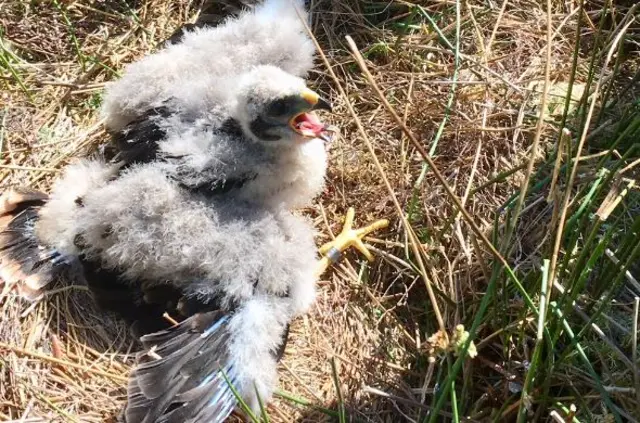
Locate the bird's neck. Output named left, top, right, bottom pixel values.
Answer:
left=237, top=139, right=327, bottom=210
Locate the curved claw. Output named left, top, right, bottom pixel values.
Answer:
left=319, top=207, right=389, bottom=262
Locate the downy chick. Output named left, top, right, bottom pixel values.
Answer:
left=0, top=1, right=386, bottom=421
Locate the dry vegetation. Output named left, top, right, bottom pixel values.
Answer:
left=1, top=0, right=639, bottom=422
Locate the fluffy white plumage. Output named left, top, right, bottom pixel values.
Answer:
left=39, top=160, right=318, bottom=312
left=102, top=0, right=314, bottom=132
left=0, top=0, right=332, bottom=420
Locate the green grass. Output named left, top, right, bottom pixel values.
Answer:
left=0, top=31, right=33, bottom=102
left=422, top=3, right=640, bottom=421
left=335, top=1, right=639, bottom=420
left=52, top=0, right=86, bottom=71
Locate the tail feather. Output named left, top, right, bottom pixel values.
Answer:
left=124, top=312, right=239, bottom=423
left=0, top=188, right=70, bottom=299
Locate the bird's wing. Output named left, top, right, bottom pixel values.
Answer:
left=77, top=255, right=187, bottom=336
left=125, top=295, right=292, bottom=423
left=105, top=106, right=173, bottom=168
left=0, top=189, right=72, bottom=299
left=105, top=109, right=258, bottom=197
left=125, top=311, right=239, bottom=423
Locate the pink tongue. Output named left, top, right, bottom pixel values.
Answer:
left=297, top=113, right=325, bottom=135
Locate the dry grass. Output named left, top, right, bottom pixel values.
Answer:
left=1, top=0, right=639, bottom=422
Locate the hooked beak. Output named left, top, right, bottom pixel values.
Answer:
left=300, top=88, right=333, bottom=112
left=312, top=96, right=333, bottom=112
left=290, top=88, right=335, bottom=141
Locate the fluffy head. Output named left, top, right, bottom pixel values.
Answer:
left=232, top=65, right=332, bottom=146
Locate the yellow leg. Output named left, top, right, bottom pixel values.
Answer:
left=314, top=207, right=388, bottom=277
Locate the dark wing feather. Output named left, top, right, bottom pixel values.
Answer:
left=0, top=188, right=71, bottom=299
left=181, top=173, right=257, bottom=198
left=124, top=312, right=239, bottom=423
left=79, top=256, right=180, bottom=337
left=106, top=110, right=257, bottom=198
left=106, top=106, right=173, bottom=168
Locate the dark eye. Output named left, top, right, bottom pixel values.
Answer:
left=267, top=99, right=288, bottom=116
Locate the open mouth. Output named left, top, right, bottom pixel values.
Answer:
left=290, top=112, right=329, bottom=139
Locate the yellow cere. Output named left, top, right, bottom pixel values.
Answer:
left=300, top=88, right=319, bottom=105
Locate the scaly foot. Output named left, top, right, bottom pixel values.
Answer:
left=319, top=207, right=389, bottom=263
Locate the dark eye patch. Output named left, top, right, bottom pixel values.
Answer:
left=267, top=98, right=289, bottom=116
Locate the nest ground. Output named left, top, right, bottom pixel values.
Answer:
left=1, top=0, right=639, bottom=422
